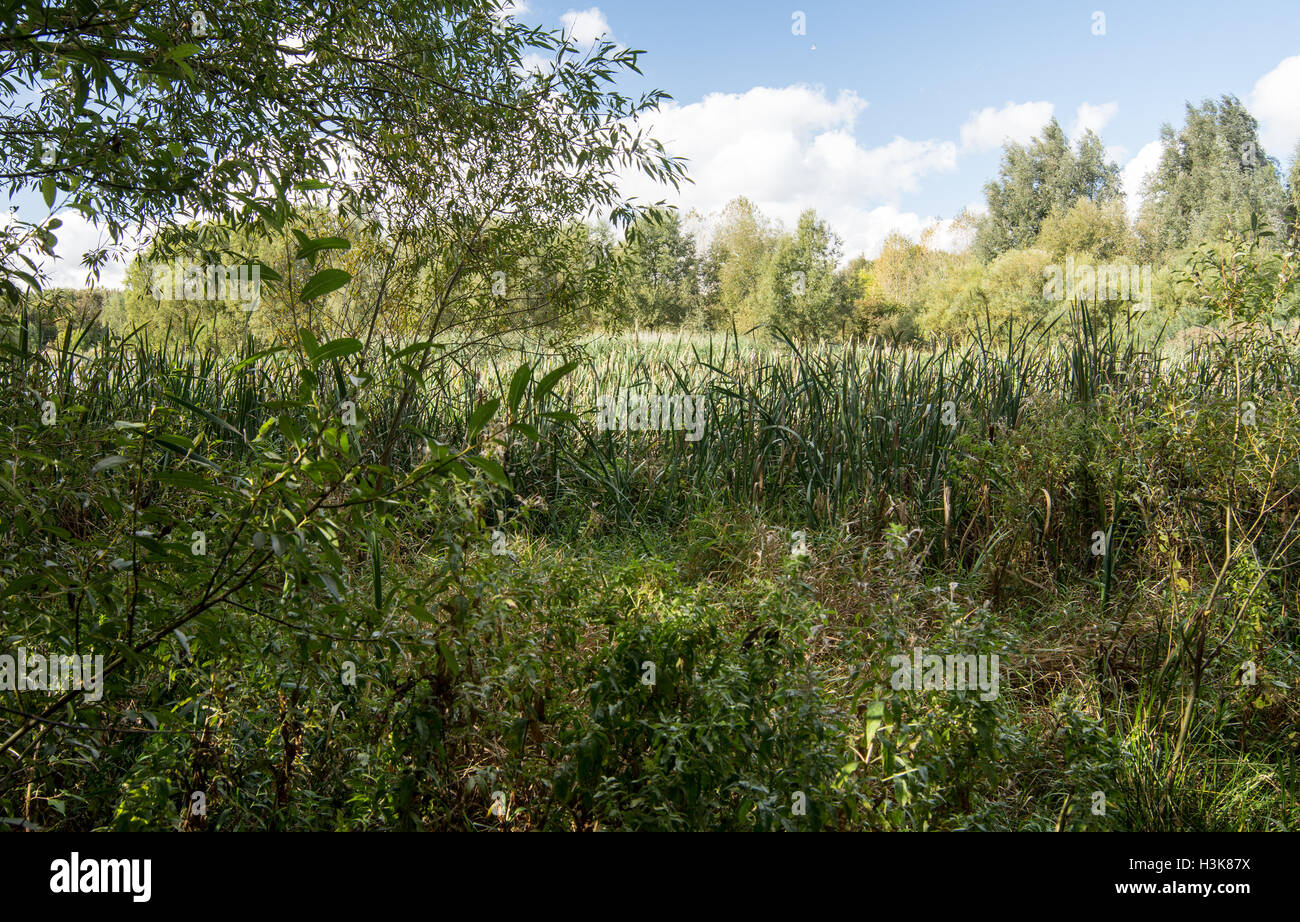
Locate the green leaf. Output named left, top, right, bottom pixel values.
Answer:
left=465, top=455, right=510, bottom=488
left=164, top=391, right=246, bottom=442
left=369, top=530, right=384, bottom=614
left=0, top=574, right=46, bottom=602
left=392, top=340, right=444, bottom=361
left=410, top=602, right=438, bottom=624
left=314, top=337, right=363, bottom=364
left=146, top=432, right=206, bottom=462
left=153, top=470, right=214, bottom=492
left=535, top=360, right=579, bottom=402
left=299, top=328, right=320, bottom=360
left=299, top=268, right=351, bottom=302
left=235, top=194, right=283, bottom=231
left=252, top=260, right=283, bottom=283
left=466, top=398, right=500, bottom=441
left=507, top=364, right=531, bottom=415
left=232, top=345, right=288, bottom=374
left=508, top=422, right=541, bottom=442
left=294, top=236, right=352, bottom=263
left=72, top=68, right=89, bottom=113
left=91, top=455, right=130, bottom=474
left=319, top=572, right=343, bottom=602
left=278, top=415, right=303, bottom=446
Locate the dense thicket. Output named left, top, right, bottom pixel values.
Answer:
left=3, top=1, right=1299, bottom=833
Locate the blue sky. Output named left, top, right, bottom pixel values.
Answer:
left=526, top=0, right=1300, bottom=258
left=17, top=0, right=1300, bottom=284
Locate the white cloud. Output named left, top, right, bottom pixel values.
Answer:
left=519, top=51, right=553, bottom=73
left=618, top=84, right=960, bottom=260
left=1249, top=55, right=1300, bottom=160
left=1121, top=140, right=1164, bottom=221
left=1071, top=101, right=1118, bottom=139
left=561, top=7, right=613, bottom=45
left=960, top=101, right=1054, bottom=152
left=830, top=206, right=972, bottom=258
left=4, top=210, right=135, bottom=290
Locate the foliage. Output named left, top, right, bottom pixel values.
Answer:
left=975, top=119, right=1122, bottom=261
left=1, top=0, right=685, bottom=303
left=1136, top=96, right=1287, bottom=261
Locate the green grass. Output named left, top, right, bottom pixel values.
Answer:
left=2, top=301, right=1297, bottom=830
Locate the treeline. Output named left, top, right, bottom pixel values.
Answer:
left=616, top=96, right=1300, bottom=340
left=38, top=215, right=618, bottom=350
left=39, top=95, right=1300, bottom=347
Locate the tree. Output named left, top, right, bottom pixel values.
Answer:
left=763, top=210, right=843, bottom=339
left=1285, top=142, right=1300, bottom=240
left=1, top=0, right=685, bottom=311
left=1288, top=143, right=1300, bottom=194
left=872, top=232, right=930, bottom=309
left=620, top=210, right=700, bottom=329
left=690, top=227, right=726, bottom=331
left=1034, top=198, right=1136, bottom=261
left=974, top=118, right=1121, bottom=260
left=0, top=0, right=688, bottom=775
left=707, top=197, right=777, bottom=331
left=114, top=210, right=368, bottom=350
left=1136, top=96, right=1286, bottom=261
left=839, top=255, right=877, bottom=331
